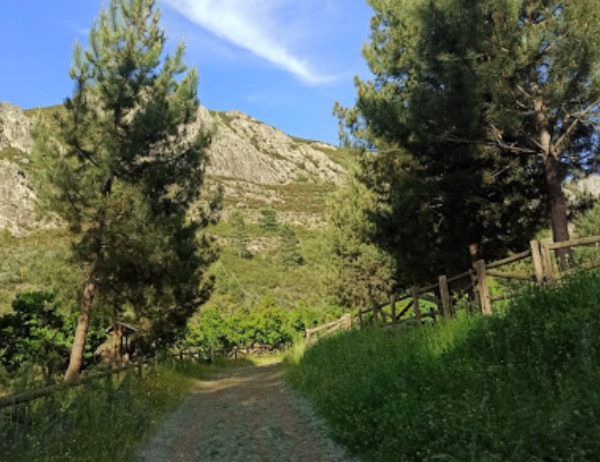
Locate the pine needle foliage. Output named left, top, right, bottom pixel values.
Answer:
left=32, top=0, right=217, bottom=379
left=337, top=0, right=600, bottom=284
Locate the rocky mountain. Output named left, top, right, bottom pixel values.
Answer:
left=0, top=102, right=346, bottom=235
left=0, top=104, right=38, bottom=235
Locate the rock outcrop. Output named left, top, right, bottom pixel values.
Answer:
left=0, top=103, right=346, bottom=234
left=573, top=175, right=600, bottom=197
left=0, top=103, right=37, bottom=236
left=0, top=103, right=33, bottom=153
left=0, top=159, right=37, bottom=235
left=196, top=107, right=344, bottom=185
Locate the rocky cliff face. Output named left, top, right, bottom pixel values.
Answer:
left=197, top=107, right=343, bottom=185
left=0, top=103, right=37, bottom=235
left=0, top=159, right=37, bottom=235
left=0, top=102, right=345, bottom=235
left=0, top=103, right=32, bottom=153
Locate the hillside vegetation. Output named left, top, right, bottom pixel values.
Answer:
left=287, top=270, right=600, bottom=461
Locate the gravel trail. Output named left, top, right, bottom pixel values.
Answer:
left=135, top=362, right=355, bottom=462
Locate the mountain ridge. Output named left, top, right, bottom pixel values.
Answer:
left=0, top=102, right=346, bottom=235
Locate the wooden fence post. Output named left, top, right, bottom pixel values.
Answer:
left=342, top=314, right=352, bottom=330
left=390, top=293, right=397, bottom=325
left=438, top=275, right=452, bottom=319
left=411, top=286, right=422, bottom=325
left=530, top=240, right=544, bottom=283
left=357, top=308, right=364, bottom=329
left=540, top=238, right=554, bottom=283
left=475, top=259, right=492, bottom=316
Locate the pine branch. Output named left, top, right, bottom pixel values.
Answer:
left=555, top=99, right=600, bottom=153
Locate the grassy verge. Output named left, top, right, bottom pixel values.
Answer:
left=287, top=270, right=600, bottom=461
left=0, top=360, right=207, bottom=462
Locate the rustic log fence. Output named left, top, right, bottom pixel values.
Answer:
left=305, top=314, right=352, bottom=345
left=169, top=344, right=281, bottom=362
left=349, top=234, right=600, bottom=329
left=0, top=359, right=155, bottom=411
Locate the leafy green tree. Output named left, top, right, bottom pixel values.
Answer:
left=278, top=224, right=303, bottom=267
left=0, top=292, right=105, bottom=383
left=0, top=293, right=70, bottom=382
left=337, top=0, right=600, bottom=280
left=258, top=207, right=279, bottom=232
left=325, top=163, right=395, bottom=312
left=32, top=0, right=216, bottom=380
left=229, top=211, right=251, bottom=258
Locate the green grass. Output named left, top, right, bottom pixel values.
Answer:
left=287, top=270, right=600, bottom=461
left=23, top=104, right=65, bottom=120
left=207, top=229, right=329, bottom=309
left=0, top=359, right=210, bottom=461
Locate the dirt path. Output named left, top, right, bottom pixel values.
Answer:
left=135, top=362, right=355, bottom=462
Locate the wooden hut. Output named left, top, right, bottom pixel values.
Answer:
left=105, top=322, right=138, bottom=363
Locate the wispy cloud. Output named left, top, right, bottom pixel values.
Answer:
left=162, top=0, right=336, bottom=85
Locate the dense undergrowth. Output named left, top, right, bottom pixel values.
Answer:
left=0, top=359, right=209, bottom=462
left=287, top=270, right=600, bottom=461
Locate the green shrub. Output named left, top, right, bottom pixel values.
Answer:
left=287, top=271, right=600, bottom=461
left=0, top=292, right=106, bottom=386
left=182, top=298, right=344, bottom=352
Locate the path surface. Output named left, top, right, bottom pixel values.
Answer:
left=135, top=362, right=355, bottom=462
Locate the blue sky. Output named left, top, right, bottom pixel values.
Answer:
left=0, top=0, right=374, bottom=145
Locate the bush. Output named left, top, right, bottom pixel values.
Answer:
left=0, top=292, right=106, bottom=386
left=181, top=298, right=344, bottom=352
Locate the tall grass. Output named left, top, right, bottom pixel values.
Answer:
left=0, top=360, right=205, bottom=462
left=287, top=271, right=600, bottom=461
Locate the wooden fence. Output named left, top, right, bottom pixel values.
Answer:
left=305, top=314, right=352, bottom=345
left=169, top=344, right=280, bottom=361
left=0, top=359, right=154, bottom=410
left=354, top=235, right=600, bottom=327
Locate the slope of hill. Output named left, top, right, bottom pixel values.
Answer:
left=0, top=102, right=347, bottom=313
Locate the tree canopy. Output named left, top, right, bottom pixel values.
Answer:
left=325, top=161, right=395, bottom=310
left=337, top=0, right=600, bottom=285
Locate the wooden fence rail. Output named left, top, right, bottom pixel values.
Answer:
left=0, top=360, right=153, bottom=410
left=330, top=234, right=600, bottom=332
left=306, top=314, right=352, bottom=344
left=169, top=344, right=280, bottom=361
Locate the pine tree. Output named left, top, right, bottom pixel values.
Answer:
left=258, top=207, right=278, bottom=233
left=478, top=1, right=600, bottom=268
left=325, top=162, right=395, bottom=313
left=278, top=224, right=303, bottom=267
left=229, top=211, right=251, bottom=259
left=32, top=0, right=216, bottom=381
left=337, top=0, right=600, bottom=281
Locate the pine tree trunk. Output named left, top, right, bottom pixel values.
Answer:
left=544, top=154, right=573, bottom=270
left=64, top=279, right=95, bottom=382
left=535, top=98, right=573, bottom=271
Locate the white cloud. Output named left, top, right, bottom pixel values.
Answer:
left=162, top=0, right=335, bottom=84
